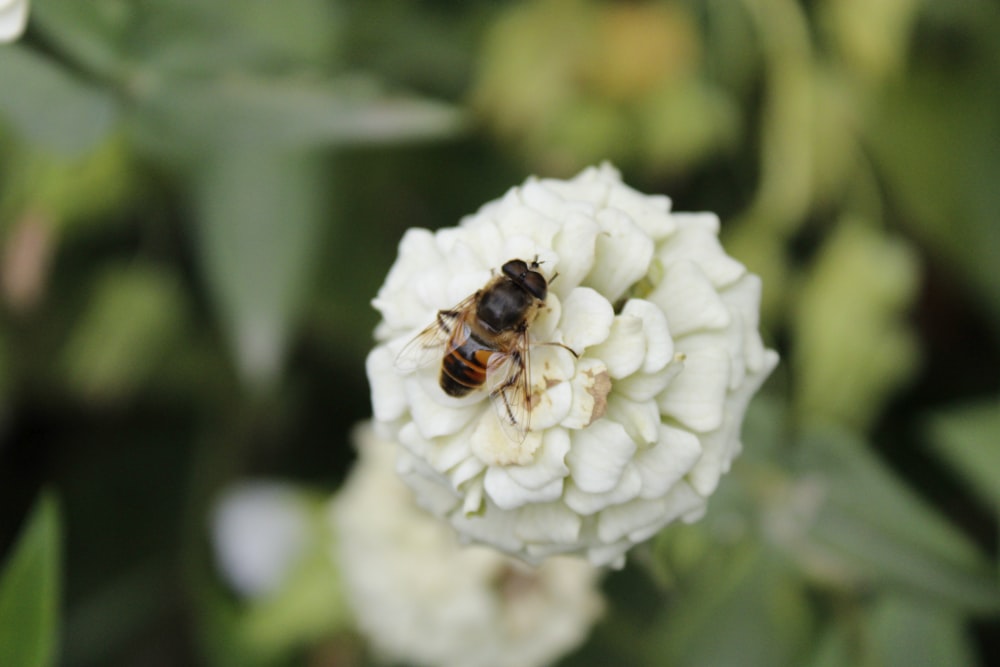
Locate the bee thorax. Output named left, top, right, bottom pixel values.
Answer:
left=476, top=282, right=535, bottom=332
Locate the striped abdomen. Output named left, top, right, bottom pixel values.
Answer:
left=440, top=334, right=496, bottom=397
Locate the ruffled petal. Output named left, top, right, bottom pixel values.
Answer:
left=565, top=420, right=636, bottom=494
left=559, top=287, right=615, bottom=352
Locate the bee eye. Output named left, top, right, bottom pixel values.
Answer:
left=522, top=271, right=547, bottom=300
left=502, top=260, right=529, bottom=280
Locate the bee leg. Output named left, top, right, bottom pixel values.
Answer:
left=539, top=341, right=579, bottom=358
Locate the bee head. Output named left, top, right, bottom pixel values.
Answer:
left=502, top=259, right=547, bottom=300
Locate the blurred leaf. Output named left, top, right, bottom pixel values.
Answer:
left=134, top=76, right=465, bottom=160
left=195, top=145, right=325, bottom=389
left=647, top=544, right=813, bottom=667
left=63, top=562, right=168, bottom=667
left=198, top=491, right=349, bottom=667
left=638, top=77, right=740, bottom=172
left=61, top=264, right=187, bottom=401
left=796, top=428, right=1000, bottom=613
left=239, top=527, right=349, bottom=658
left=0, top=46, right=118, bottom=156
left=0, top=492, right=61, bottom=667
left=928, top=398, right=1000, bottom=508
left=819, top=0, right=919, bottom=83
left=35, top=0, right=342, bottom=79
left=803, top=622, right=853, bottom=667
left=866, top=594, right=978, bottom=667
left=741, top=0, right=815, bottom=232
left=869, top=47, right=1000, bottom=333
left=130, top=0, right=341, bottom=76
left=30, top=0, right=131, bottom=78
left=791, top=222, right=921, bottom=430
left=2, top=134, right=134, bottom=229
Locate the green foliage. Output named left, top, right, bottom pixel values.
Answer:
left=194, top=147, right=325, bottom=389
left=794, top=427, right=999, bottom=614
left=792, top=223, right=921, bottom=429
left=60, top=264, right=187, bottom=401
left=195, top=493, right=350, bottom=667
left=866, top=594, right=978, bottom=667
left=928, top=398, right=1000, bottom=508
left=1, top=0, right=998, bottom=665
left=0, top=492, right=62, bottom=667
left=0, top=45, right=117, bottom=156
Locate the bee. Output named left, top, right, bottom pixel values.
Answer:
left=395, top=258, right=559, bottom=443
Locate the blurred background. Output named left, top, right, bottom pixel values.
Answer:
left=1, top=0, right=998, bottom=665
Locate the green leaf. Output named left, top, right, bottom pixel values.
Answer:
left=29, top=0, right=131, bottom=79
left=803, top=623, right=854, bottom=667
left=0, top=46, right=118, bottom=156
left=869, top=52, right=1000, bottom=333
left=134, top=76, right=465, bottom=160
left=795, top=428, right=1000, bottom=613
left=646, top=544, right=813, bottom=667
left=791, top=222, right=921, bottom=430
left=194, top=145, right=326, bottom=389
left=865, top=594, right=978, bottom=667
left=0, top=492, right=62, bottom=667
left=927, top=397, right=1000, bottom=508
left=127, top=0, right=342, bottom=76
left=60, top=265, right=188, bottom=402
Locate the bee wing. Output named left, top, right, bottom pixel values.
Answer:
left=486, top=330, right=531, bottom=443
left=394, top=296, right=476, bottom=372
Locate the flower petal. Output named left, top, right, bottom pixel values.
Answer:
left=656, top=338, right=730, bottom=432
left=621, top=298, right=674, bottom=374
left=585, top=209, right=655, bottom=303
left=514, top=502, right=583, bottom=544
left=597, top=496, right=669, bottom=544
left=406, top=380, right=482, bottom=439
left=366, top=346, right=408, bottom=422
left=565, top=420, right=636, bottom=494
left=649, top=260, right=731, bottom=337
left=687, top=349, right=779, bottom=495
left=613, top=359, right=682, bottom=402
left=471, top=416, right=542, bottom=466
left=562, top=358, right=612, bottom=430
left=564, top=465, right=642, bottom=515
left=528, top=375, right=573, bottom=430
left=484, top=466, right=564, bottom=510
left=605, top=395, right=661, bottom=446
left=634, top=423, right=702, bottom=498
left=606, top=182, right=675, bottom=241
left=657, top=213, right=746, bottom=288
left=504, top=427, right=572, bottom=490
left=587, top=313, right=646, bottom=379
left=552, top=212, right=600, bottom=291
left=559, top=287, right=614, bottom=352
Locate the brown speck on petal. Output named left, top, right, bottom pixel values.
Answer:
left=584, top=369, right=612, bottom=425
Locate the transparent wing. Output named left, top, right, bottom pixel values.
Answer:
left=394, top=296, right=475, bottom=372
left=486, top=330, right=532, bottom=443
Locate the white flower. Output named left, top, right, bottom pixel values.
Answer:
left=210, top=482, right=312, bottom=599
left=367, top=163, right=778, bottom=567
left=332, top=424, right=603, bottom=667
left=0, top=0, right=29, bottom=42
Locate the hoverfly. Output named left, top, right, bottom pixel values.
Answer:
left=395, top=258, right=560, bottom=443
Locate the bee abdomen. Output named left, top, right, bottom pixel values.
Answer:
left=440, top=343, right=490, bottom=396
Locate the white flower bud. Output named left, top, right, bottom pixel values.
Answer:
left=210, top=482, right=311, bottom=599
left=332, top=424, right=603, bottom=667
left=367, top=164, right=778, bottom=567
